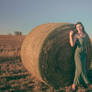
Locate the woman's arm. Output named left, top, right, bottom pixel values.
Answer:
left=69, top=30, right=77, bottom=47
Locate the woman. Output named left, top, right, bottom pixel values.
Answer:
left=69, top=22, right=90, bottom=91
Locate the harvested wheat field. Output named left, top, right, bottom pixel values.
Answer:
left=0, top=27, right=92, bottom=92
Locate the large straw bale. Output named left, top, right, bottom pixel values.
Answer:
left=21, top=23, right=92, bottom=88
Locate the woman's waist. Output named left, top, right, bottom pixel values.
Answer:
left=75, top=47, right=86, bottom=53
left=75, top=48, right=86, bottom=57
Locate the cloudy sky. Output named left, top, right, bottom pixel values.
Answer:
left=0, top=0, right=92, bottom=37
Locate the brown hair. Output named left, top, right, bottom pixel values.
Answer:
left=72, top=22, right=87, bottom=37
left=75, top=21, right=86, bottom=34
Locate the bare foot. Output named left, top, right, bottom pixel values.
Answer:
left=72, top=84, right=76, bottom=91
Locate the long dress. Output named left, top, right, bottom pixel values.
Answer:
left=73, top=36, right=90, bottom=87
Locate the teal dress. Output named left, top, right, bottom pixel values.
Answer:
left=73, top=36, right=90, bottom=87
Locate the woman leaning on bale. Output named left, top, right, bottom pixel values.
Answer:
left=69, top=22, right=91, bottom=91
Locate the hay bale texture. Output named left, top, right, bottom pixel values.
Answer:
left=21, top=23, right=92, bottom=88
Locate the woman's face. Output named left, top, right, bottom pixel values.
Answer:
left=76, top=24, right=83, bottom=33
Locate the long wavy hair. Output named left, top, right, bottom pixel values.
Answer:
left=72, top=22, right=87, bottom=37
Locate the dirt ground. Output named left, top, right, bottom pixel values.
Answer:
left=0, top=35, right=92, bottom=92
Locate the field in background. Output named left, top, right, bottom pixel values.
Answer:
left=0, top=35, right=92, bottom=92
left=0, top=35, right=50, bottom=92
left=0, top=35, right=25, bottom=57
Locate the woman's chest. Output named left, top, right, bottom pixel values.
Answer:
left=77, top=37, right=86, bottom=47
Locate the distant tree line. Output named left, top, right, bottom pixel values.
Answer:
left=8, top=31, right=23, bottom=35
left=14, top=31, right=22, bottom=35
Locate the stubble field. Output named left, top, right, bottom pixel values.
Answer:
left=0, top=35, right=92, bottom=92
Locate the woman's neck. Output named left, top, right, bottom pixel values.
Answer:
left=78, top=32, right=86, bottom=38
left=78, top=30, right=83, bottom=34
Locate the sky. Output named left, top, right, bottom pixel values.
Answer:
left=0, top=0, right=92, bottom=37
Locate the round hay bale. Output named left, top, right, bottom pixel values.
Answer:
left=20, top=23, right=92, bottom=89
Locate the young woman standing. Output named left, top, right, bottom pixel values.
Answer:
left=69, top=22, right=90, bottom=91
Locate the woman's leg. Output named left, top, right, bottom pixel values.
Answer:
left=81, top=72, right=90, bottom=88
left=72, top=69, right=80, bottom=90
